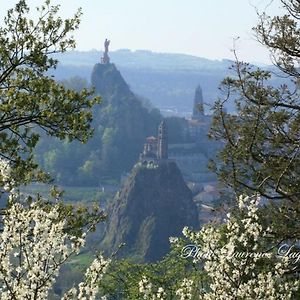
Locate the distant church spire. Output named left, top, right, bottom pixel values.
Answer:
left=157, top=120, right=168, bottom=159
left=192, top=85, right=204, bottom=120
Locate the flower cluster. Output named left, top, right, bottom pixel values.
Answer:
left=139, top=276, right=153, bottom=299
left=0, top=193, right=109, bottom=299
left=62, top=255, right=110, bottom=300
left=139, top=276, right=166, bottom=300
left=181, top=195, right=299, bottom=299
left=0, top=141, right=110, bottom=299
left=142, top=195, right=299, bottom=299
left=175, top=278, right=194, bottom=300
left=0, top=199, right=76, bottom=298
left=0, top=158, right=14, bottom=192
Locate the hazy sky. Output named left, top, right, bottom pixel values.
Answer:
left=1, top=0, right=283, bottom=64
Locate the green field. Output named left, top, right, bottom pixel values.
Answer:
left=20, top=184, right=117, bottom=206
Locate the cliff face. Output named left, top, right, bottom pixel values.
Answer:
left=101, top=160, right=199, bottom=262
left=91, top=63, right=132, bottom=101
left=89, top=63, right=162, bottom=180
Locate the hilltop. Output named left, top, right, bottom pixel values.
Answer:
left=100, top=160, right=200, bottom=262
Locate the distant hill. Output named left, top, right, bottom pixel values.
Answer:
left=52, top=49, right=233, bottom=70
left=49, top=50, right=235, bottom=113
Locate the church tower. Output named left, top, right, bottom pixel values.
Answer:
left=192, top=85, right=204, bottom=120
left=157, top=120, right=168, bottom=160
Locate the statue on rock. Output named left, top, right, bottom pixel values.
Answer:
left=101, top=38, right=110, bottom=64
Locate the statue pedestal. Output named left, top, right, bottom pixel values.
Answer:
left=101, top=53, right=110, bottom=64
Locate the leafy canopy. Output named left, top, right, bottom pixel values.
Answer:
left=209, top=0, right=300, bottom=240
left=0, top=0, right=100, bottom=188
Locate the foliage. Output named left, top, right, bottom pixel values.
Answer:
left=181, top=195, right=299, bottom=299
left=0, top=188, right=109, bottom=299
left=0, top=1, right=110, bottom=297
left=98, top=246, right=201, bottom=300
left=0, top=0, right=100, bottom=189
left=209, top=0, right=300, bottom=241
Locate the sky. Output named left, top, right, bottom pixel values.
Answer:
left=0, top=0, right=283, bottom=64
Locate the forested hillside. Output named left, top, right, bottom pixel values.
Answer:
left=36, top=63, right=162, bottom=186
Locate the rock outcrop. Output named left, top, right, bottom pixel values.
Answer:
left=100, top=160, right=199, bottom=262
left=91, top=63, right=132, bottom=101
left=89, top=63, right=162, bottom=180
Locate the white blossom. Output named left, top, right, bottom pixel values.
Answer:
left=0, top=196, right=110, bottom=299
left=139, top=276, right=166, bottom=300
left=0, top=158, right=14, bottom=191
left=175, top=278, right=193, bottom=300
left=181, top=195, right=299, bottom=300
left=0, top=146, right=111, bottom=300
left=62, top=255, right=110, bottom=300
